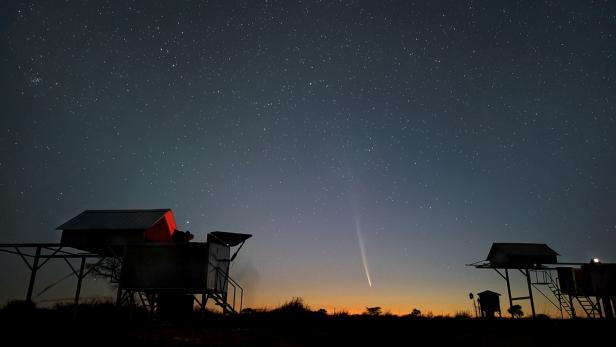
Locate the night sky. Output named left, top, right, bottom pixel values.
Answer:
left=1, top=1, right=615, bottom=315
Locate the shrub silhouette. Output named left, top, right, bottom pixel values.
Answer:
left=507, top=305, right=524, bottom=318
left=272, top=297, right=312, bottom=315
left=365, top=306, right=382, bottom=316
left=410, top=308, right=422, bottom=317
left=1, top=300, right=37, bottom=319
left=2, top=300, right=36, bottom=312
left=454, top=311, right=471, bottom=319
left=241, top=307, right=256, bottom=314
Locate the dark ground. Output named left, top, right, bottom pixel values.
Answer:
left=1, top=302, right=613, bottom=347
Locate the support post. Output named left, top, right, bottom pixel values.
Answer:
left=597, top=296, right=603, bottom=318
left=525, top=269, right=536, bottom=318
left=74, top=257, right=86, bottom=306
left=602, top=297, right=614, bottom=319
left=115, top=246, right=126, bottom=308
left=128, top=290, right=135, bottom=319
left=505, top=269, right=513, bottom=318
left=569, top=295, right=576, bottom=318
left=115, top=287, right=123, bottom=307
left=201, top=292, right=207, bottom=313
left=25, top=246, right=41, bottom=302
left=148, top=293, right=156, bottom=314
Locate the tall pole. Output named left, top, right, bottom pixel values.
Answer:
left=505, top=269, right=513, bottom=318
left=596, top=296, right=604, bottom=318
left=73, top=257, right=86, bottom=306
left=201, top=291, right=207, bottom=313
left=602, top=297, right=614, bottom=319
left=115, top=246, right=126, bottom=308
left=115, top=287, right=123, bottom=306
left=25, top=246, right=41, bottom=302
left=525, top=269, right=536, bottom=318
left=73, top=257, right=86, bottom=319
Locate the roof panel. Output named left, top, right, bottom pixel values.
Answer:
left=209, top=231, right=252, bottom=247
left=477, top=290, right=501, bottom=296
left=57, top=209, right=172, bottom=231
left=487, top=243, right=559, bottom=260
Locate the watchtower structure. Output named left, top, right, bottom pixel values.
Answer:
left=470, top=242, right=614, bottom=319
left=1, top=209, right=251, bottom=315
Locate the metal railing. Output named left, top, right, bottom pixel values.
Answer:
left=208, top=261, right=244, bottom=313
left=531, top=269, right=601, bottom=318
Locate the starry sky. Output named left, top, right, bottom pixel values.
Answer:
left=1, top=1, right=615, bottom=315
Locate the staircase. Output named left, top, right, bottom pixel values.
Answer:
left=209, top=291, right=237, bottom=314
left=576, top=296, right=600, bottom=318
left=545, top=278, right=573, bottom=317
left=532, top=269, right=600, bottom=318
left=207, top=261, right=244, bottom=314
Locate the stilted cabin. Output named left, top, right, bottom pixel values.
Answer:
left=56, top=209, right=251, bottom=314
left=486, top=243, right=559, bottom=268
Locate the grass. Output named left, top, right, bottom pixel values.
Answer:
left=1, top=299, right=613, bottom=347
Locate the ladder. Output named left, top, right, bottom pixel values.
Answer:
left=532, top=270, right=572, bottom=318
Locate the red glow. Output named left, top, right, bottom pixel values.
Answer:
left=144, top=210, right=177, bottom=242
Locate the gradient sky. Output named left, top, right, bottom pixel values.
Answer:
left=1, top=1, right=615, bottom=315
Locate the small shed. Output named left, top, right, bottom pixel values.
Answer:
left=57, top=209, right=177, bottom=255
left=477, top=290, right=501, bottom=318
left=487, top=243, right=558, bottom=268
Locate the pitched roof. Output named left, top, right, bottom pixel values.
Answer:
left=486, top=243, right=559, bottom=260
left=56, top=209, right=172, bottom=231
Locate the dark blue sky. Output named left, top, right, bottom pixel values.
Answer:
left=1, top=0, right=615, bottom=314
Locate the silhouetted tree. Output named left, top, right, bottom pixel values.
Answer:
left=87, top=258, right=122, bottom=287
left=410, top=308, right=422, bottom=317
left=365, top=306, right=382, bottom=316
left=507, top=305, right=524, bottom=318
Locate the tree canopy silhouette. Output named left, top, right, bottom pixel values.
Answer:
left=365, top=306, right=382, bottom=316
left=507, top=305, right=524, bottom=318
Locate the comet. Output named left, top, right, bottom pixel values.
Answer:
left=342, top=144, right=372, bottom=287
left=352, top=200, right=372, bottom=287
